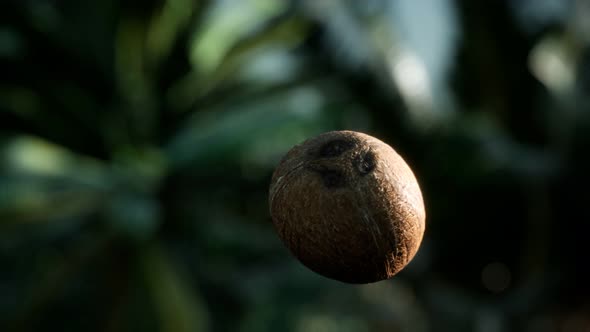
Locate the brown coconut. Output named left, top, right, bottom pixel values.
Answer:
left=269, top=130, right=425, bottom=284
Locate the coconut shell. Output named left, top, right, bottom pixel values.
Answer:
left=269, top=131, right=425, bottom=284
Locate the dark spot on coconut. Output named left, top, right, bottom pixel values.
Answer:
left=354, top=151, right=376, bottom=175
left=318, top=139, right=354, bottom=158
left=321, top=170, right=346, bottom=188
left=309, top=165, right=346, bottom=188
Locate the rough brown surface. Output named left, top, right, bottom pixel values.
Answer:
left=269, top=131, right=426, bottom=284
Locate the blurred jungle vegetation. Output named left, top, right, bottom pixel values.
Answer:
left=2, top=0, right=590, bottom=331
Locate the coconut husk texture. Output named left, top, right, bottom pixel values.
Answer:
left=269, top=131, right=426, bottom=284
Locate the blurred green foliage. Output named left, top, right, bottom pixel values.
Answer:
left=2, top=0, right=590, bottom=331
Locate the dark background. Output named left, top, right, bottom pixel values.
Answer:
left=1, top=0, right=590, bottom=331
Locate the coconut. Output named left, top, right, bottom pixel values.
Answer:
left=269, top=131, right=425, bottom=284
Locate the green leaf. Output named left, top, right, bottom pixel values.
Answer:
left=141, top=243, right=209, bottom=332
left=0, top=136, right=112, bottom=224
left=169, top=10, right=310, bottom=111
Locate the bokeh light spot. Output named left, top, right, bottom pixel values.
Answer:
left=481, top=262, right=511, bottom=293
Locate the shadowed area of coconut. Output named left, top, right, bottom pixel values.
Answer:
left=269, top=131, right=426, bottom=284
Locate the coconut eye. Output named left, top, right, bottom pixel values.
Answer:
left=308, top=164, right=347, bottom=188
left=318, top=169, right=345, bottom=188
left=318, top=139, right=354, bottom=158
left=354, top=151, right=376, bottom=175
